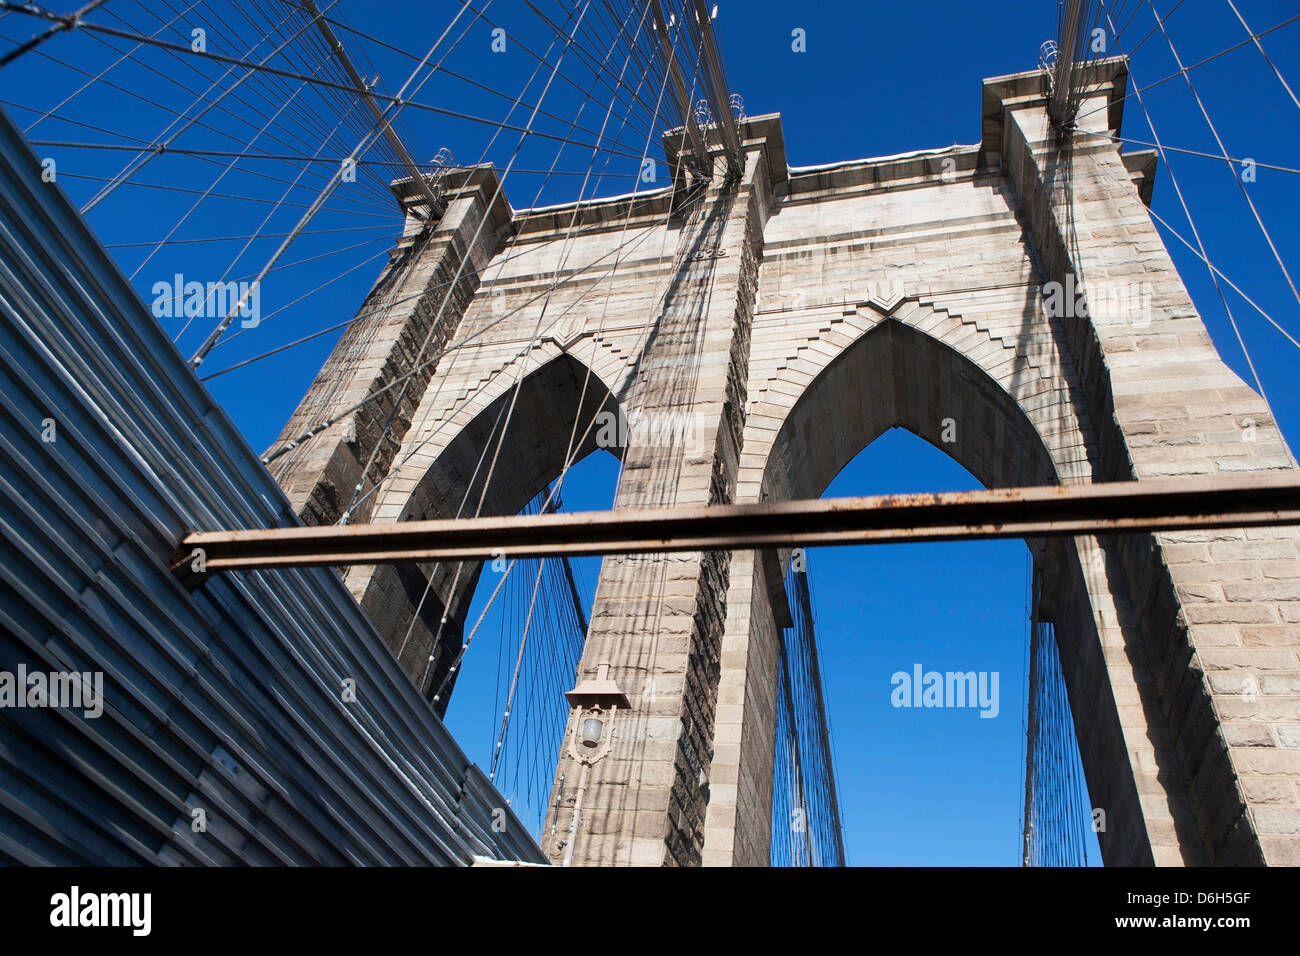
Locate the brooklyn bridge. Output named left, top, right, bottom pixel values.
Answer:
left=0, top=0, right=1298, bottom=868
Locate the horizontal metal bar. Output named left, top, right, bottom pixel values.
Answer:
left=172, top=474, right=1300, bottom=578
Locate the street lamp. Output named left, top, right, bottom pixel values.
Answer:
left=580, top=715, right=605, bottom=748
left=559, top=662, right=629, bottom=866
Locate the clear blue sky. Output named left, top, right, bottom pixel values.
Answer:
left=4, top=0, right=1297, bottom=865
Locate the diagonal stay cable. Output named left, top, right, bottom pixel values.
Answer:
left=412, top=0, right=665, bottom=704
left=0, top=1, right=658, bottom=166
left=366, top=16, right=702, bottom=538
left=257, top=198, right=687, bottom=465
left=1142, top=0, right=1300, bottom=312
left=104, top=221, right=391, bottom=248
left=76, top=0, right=325, bottom=212
left=488, top=555, right=546, bottom=782
left=388, top=0, right=651, bottom=674
left=194, top=188, right=663, bottom=380
left=333, top=0, right=602, bottom=528
left=166, top=49, right=386, bottom=342
left=279, top=0, right=668, bottom=163
left=20, top=0, right=199, bottom=130
left=346, top=0, right=671, bottom=533
left=2, top=7, right=402, bottom=218
left=0, top=0, right=107, bottom=68
left=1146, top=204, right=1300, bottom=353
left=425, top=171, right=710, bottom=705
left=126, top=27, right=342, bottom=280
left=27, top=136, right=662, bottom=178
left=2, top=33, right=399, bottom=214
left=187, top=0, right=491, bottom=368
left=101, top=0, right=399, bottom=207
left=1071, top=11, right=1300, bottom=128
left=1072, top=128, right=1300, bottom=174
left=50, top=167, right=398, bottom=216
left=1223, top=0, right=1299, bottom=113
left=1100, top=0, right=1276, bottom=422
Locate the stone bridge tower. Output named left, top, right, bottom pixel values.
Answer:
left=270, top=60, right=1300, bottom=867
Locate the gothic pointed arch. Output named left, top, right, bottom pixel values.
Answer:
left=348, top=348, right=623, bottom=709
left=707, top=298, right=1204, bottom=867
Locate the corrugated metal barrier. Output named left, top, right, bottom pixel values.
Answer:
left=0, top=105, right=545, bottom=866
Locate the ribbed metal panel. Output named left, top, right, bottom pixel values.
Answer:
left=0, top=105, right=545, bottom=866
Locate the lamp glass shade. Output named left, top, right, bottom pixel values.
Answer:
left=581, top=716, right=604, bottom=748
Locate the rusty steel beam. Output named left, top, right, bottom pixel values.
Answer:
left=171, top=474, right=1300, bottom=580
